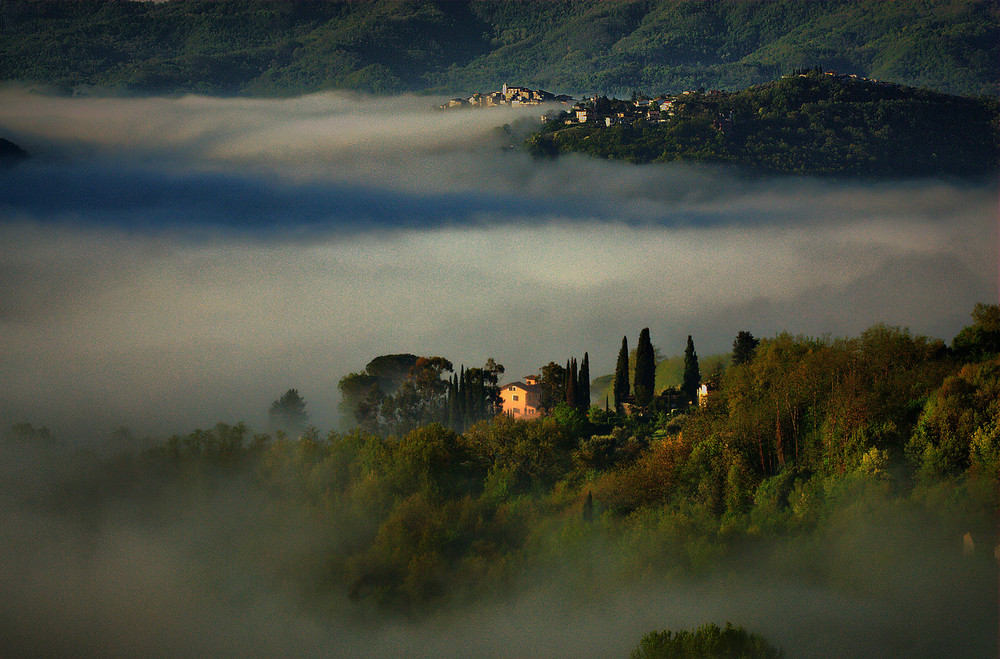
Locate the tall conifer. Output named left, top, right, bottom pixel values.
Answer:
left=682, top=335, right=701, bottom=405
left=564, top=359, right=576, bottom=407
left=579, top=352, right=590, bottom=409
left=614, top=336, right=630, bottom=414
left=634, top=327, right=655, bottom=407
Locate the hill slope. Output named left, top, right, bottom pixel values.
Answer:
left=526, top=72, right=1000, bottom=178
left=0, top=0, right=996, bottom=97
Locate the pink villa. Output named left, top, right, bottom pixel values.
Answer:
left=499, top=375, right=542, bottom=419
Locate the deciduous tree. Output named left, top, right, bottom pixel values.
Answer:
left=539, top=361, right=566, bottom=412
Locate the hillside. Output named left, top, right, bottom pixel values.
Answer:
left=0, top=0, right=996, bottom=97
left=4, top=307, right=999, bottom=655
left=525, top=71, right=1000, bottom=178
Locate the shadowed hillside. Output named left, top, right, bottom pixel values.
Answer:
left=0, top=0, right=996, bottom=96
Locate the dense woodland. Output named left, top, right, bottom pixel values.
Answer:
left=5, top=304, right=998, bottom=653
left=526, top=71, right=1000, bottom=178
left=0, top=0, right=996, bottom=97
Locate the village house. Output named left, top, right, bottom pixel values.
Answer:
left=499, top=375, right=543, bottom=420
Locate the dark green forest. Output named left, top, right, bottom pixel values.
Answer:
left=526, top=71, right=1000, bottom=177
left=0, top=0, right=996, bottom=97
left=5, top=304, right=998, bottom=654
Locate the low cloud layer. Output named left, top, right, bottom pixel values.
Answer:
left=1, top=88, right=996, bottom=436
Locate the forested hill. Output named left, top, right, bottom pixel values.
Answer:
left=0, top=0, right=996, bottom=97
left=526, top=72, right=1000, bottom=178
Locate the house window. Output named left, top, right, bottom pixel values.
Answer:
left=513, top=395, right=519, bottom=401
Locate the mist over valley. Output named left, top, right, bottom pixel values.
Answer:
left=1, top=85, right=998, bottom=657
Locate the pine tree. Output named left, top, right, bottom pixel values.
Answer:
left=732, top=330, right=760, bottom=366
left=634, top=327, right=656, bottom=408
left=614, top=335, right=630, bottom=414
left=268, top=389, right=309, bottom=436
left=682, top=335, right=701, bottom=405
left=579, top=352, right=590, bottom=409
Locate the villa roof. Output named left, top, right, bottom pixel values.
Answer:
left=502, top=380, right=540, bottom=391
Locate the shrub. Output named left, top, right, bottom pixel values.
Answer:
left=631, top=622, right=783, bottom=658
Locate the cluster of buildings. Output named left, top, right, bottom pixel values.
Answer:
left=562, top=89, right=733, bottom=128
left=436, top=83, right=574, bottom=110
left=438, top=82, right=742, bottom=131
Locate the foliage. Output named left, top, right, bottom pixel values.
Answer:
left=951, top=303, right=1000, bottom=362
left=528, top=71, right=999, bottom=178
left=10, top=306, right=1000, bottom=641
left=682, top=335, right=701, bottom=405
left=340, top=354, right=479, bottom=435
left=906, top=357, right=1000, bottom=480
left=578, top=352, right=591, bottom=408
left=614, top=335, right=630, bottom=413
left=537, top=361, right=567, bottom=412
left=634, top=327, right=657, bottom=408
left=631, top=622, right=783, bottom=659
left=732, top=331, right=759, bottom=367
left=0, top=1, right=995, bottom=97
left=2, top=421, right=53, bottom=444
left=268, top=388, right=309, bottom=436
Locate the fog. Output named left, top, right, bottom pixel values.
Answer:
left=1, top=86, right=996, bottom=436
left=1, top=441, right=994, bottom=658
left=1, top=87, right=998, bottom=657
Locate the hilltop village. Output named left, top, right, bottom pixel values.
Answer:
left=436, top=83, right=574, bottom=110
left=438, top=70, right=909, bottom=131
left=435, top=81, right=698, bottom=126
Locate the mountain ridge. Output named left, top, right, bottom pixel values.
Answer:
left=0, top=0, right=995, bottom=97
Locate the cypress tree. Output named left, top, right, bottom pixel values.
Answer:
left=634, top=327, right=655, bottom=407
left=460, top=365, right=472, bottom=428
left=450, top=368, right=459, bottom=431
left=579, top=352, right=590, bottom=409
left=614, top=335, right=630, bottom=414
left=572, top=357, right=579, bottom=407
left=682, top=335, right=701, bottom=405
left=566, top=358, right=577, bottom=406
